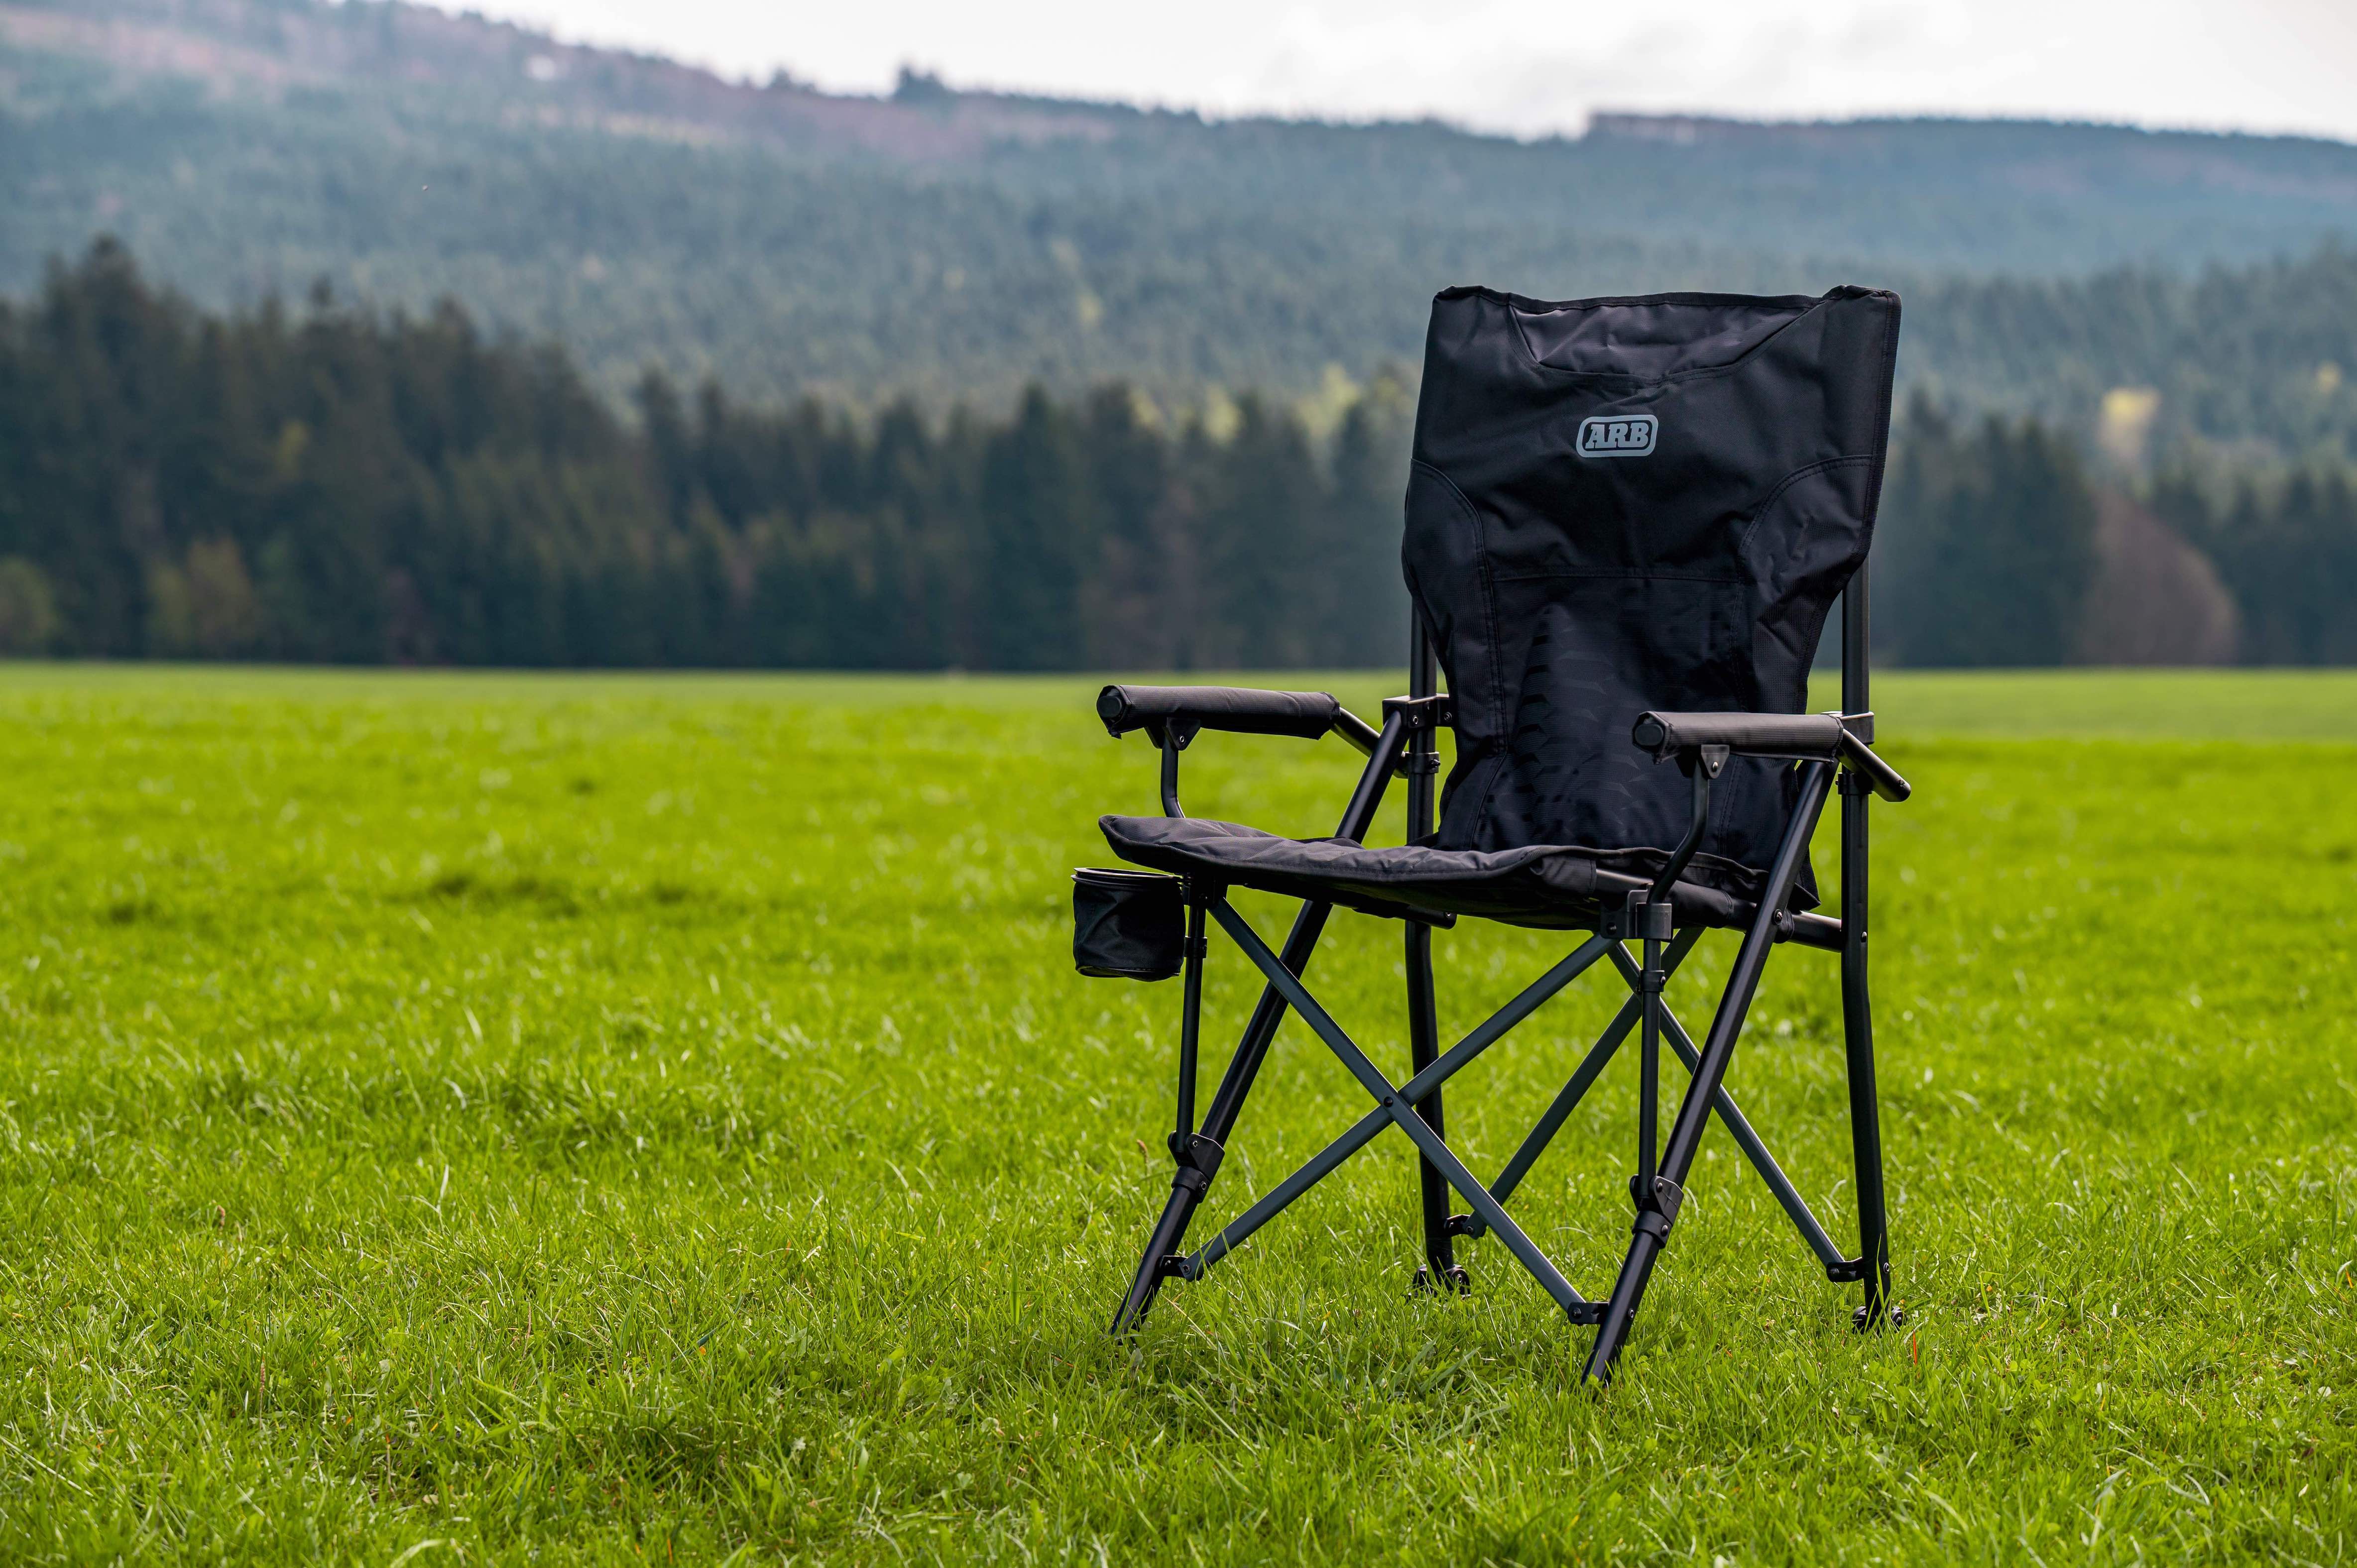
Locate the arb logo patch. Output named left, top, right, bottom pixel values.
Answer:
left=1576, top=414, right=1656, bottom=458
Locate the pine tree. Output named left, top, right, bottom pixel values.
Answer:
left=1201, top=395, right=1322, bottom=667
left=1323, top=380, right=1413, bottom=666
left=977, top=386, right=1088, bottom=671
left=1878, top=396, right=2098, bottom=666
left=1076, top=386, right=1170, bottom=669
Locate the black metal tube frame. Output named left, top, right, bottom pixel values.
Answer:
left=1109, top=708, right=1410, bottom=1335
left=1122, top=777, right=1838, bottom=1342
left=1109, top=572, right=1900, bottom=1370
left=1841, top=568, right=1895, bottom=1327
left=1404, top=617, right=1458, bottom=1291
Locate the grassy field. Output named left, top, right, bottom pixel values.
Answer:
left=0, top=666, right=2352, bottom=1565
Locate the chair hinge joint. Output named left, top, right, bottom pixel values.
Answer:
left=1826, top=1256, right=1870, bottom=1283
left=1601, top=891, right=1674, bottom=942
left=1169, top=1133, right=1224, bottom=1194
left=1634, top=1176, right=1684, bottom=1232
left=1381, top=693, right=1454, bottom=732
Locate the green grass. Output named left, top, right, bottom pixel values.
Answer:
left=1828, top=669, right=2357, bottom=743
left=0, top=666, right=2351, bottom=1565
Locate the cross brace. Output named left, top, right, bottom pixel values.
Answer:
left=1114, top=759, right=1853, bottom=1379
left=1176, top=904, right=1864, bottom=1317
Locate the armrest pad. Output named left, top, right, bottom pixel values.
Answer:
left=1097, top=684, right=1344, bottom=742
left=1630, top=711, right=1845, bottom=759
left=1631, top=710, right=1911, bottom=802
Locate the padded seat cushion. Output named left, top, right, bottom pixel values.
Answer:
left=1100, top=815, right=1765, bottom=931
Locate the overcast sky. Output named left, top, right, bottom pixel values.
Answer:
left=459, top=0, right=2357, bottom=143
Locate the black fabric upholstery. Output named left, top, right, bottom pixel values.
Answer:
left=1097, top=684, right=1342, bottom=741
left=1099, top=815, right=1758, bottom=932
left=1093, top=287, right=1899, bottom=930
left=1406, top=286, right=1900, bottom=904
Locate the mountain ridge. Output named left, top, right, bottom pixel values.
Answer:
left=18, top=0, right=2357, bottom=164
left=5, top=0, right=2356, bottom=458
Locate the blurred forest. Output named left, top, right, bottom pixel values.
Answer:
left=4, top=0, right=2357, bottom=470
left=4, top=243, right=2352, bottom=671
left=4, top=0, right=2356, bottom=668
left=0, top=243, right=1409, bottom=668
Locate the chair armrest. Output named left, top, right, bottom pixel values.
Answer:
left=1630, top=711, right=1844, bottom=758
left=1631, top=709, right=1910, bottom=802
left=1097, top=684, right=1346, bottom=744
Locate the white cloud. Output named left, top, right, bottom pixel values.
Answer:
left=458, top=0, right=2357, bottom=143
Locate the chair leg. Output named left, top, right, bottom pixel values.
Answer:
left=1112, top=896, right=1210, bottom=1336
left=1401, top=618, right=1461, bottom=1295
left=1841, top=778, right=1896, bottom=1328
left=1841, top=961, right=1894, bottom=1329
left=1212, top=898, right=1595, bottom=1319
left=1405, top=918, right=1464, bottom=1292
left=1111, top=1178, right=1202, bottom=1336
left=1479, top=930, right=1704, bottom=1225
left=1111, top=898, right=1335, bottom=1336
left=1584, top=762, right=1834, bottom=1383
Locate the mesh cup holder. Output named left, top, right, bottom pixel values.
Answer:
left=1072, top=868, right=1186, bottom=981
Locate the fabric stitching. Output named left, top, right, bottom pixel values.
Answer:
left=1411, top=458, right=1512, bottom=845
left=1828, top=295, right=1903, bottom=705
left=1735, top=453, right=1876, bottom=559
left=1401, top=289, right=1899, bottom=876
left=1097, top=813, right=1781, bottom=924
left=1489, top=288, right=1838, bottom=385
left=1410, top=457, right=1507, bottom=742
left=1858, top=298, right=1903, bottom=563
left=1491, top=569, right=1749, bottom=585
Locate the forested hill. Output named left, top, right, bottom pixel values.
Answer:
left=6, top=0, right=2357, bottom=461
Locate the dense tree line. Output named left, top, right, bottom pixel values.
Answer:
left=1876, top=399, right=2102, bottom=667
left=1875, top=394, right=2357, bottom=666
left=3, top=244, right=2353, bottom=670
left=0, top=242, right=1409, bottom=668
left=2151, top=464, right=2357, bottom=665
left=1906, top=245, right=2357, bottom=465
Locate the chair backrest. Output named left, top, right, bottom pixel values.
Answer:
left=1404, top=286, right=1900, bottom=900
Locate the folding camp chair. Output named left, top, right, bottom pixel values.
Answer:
left=1074, top=286, right=1910, bottom=1380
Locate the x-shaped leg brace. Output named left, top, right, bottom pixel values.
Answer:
left=1460, top=937, right=1861, bottom=1278
left=1180, top=906, right=1861, bottom=1323
left=1123, top=760, right=1845, bottom=1377
left=1192, top=901, right=1608, bottom=1317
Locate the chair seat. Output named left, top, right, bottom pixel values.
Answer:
left=1100, top=815, right=1764, bottom=930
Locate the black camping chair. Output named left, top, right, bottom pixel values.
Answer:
left=1075, top=286, right=1910, bottom=1380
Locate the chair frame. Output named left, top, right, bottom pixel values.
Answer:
left=1105, top=572, right=1903, bottom=1381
